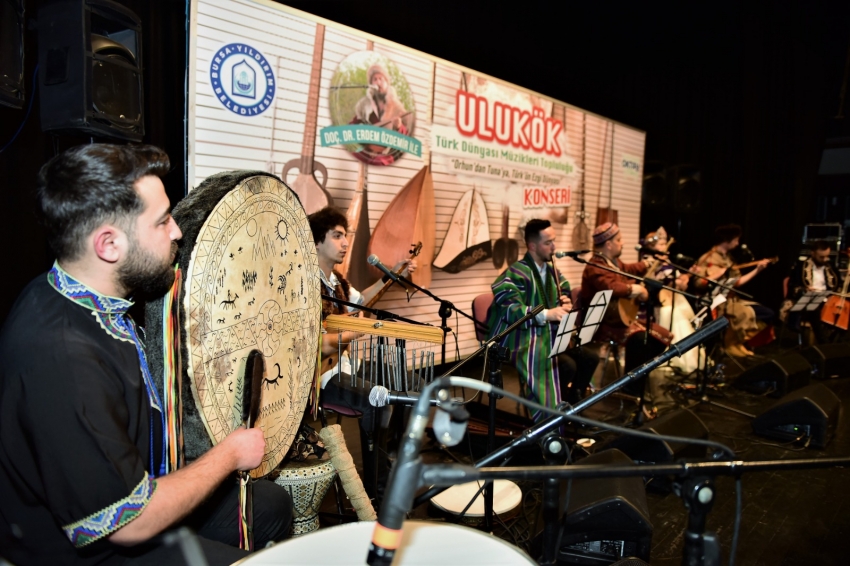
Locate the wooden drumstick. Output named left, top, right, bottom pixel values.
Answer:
left=238, top=349, right=265, bottom=551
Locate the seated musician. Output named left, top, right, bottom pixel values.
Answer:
left=308, top=207, right=415, bottom=497
left=580, top=222, right=651, bottom=344
left=487, top=219, right=598, bottom=414
left=641, top=228, right=699, bottom=374
left=692, top=224, right=772, bottom=357
left=784, top=240, right=838, bottom=344
left=0, top=144, right=291, bottom=566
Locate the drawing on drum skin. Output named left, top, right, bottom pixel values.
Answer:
left=220, top=290, right=239, bottom=310
left=217, top=267, right=226, bottom=288
left=277, top=263, right=293, bottom=295
left=229, top=253, right=234, bottom=260
left=217, top=317, right=225, bottom=324
left=242, top=269, right=257, bottom=292
left=238, top=246, right=243, bottom=254
left=276, top=219, right=289, bottom=246
left=248, top=297, right=255, bottom=306
left=269, top=266, right=274, bottom=287
left=291, top=289, right=297, bottom=306
left=266, top=363, right=283, bottom=389
left=228, top=381, right=233, bottom=392
left=234, top=312, right=242, bottom=320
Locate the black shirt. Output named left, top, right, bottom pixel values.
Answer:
left=0, top=268, right=160, bottom=565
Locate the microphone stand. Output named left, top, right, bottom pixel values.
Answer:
left=390, top=273, right=477, bottom=365
left=644, top=251, right=753, bottom=301
left=419, top=456, right=850, bottom=566
left=374, top=318, right=734, bottom=566
left=567, top=253, right=705, bottom=425
left=320, top=293, right=428, bottom=325
left=412, top=317, right=729, bottom=508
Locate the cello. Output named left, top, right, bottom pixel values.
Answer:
left=820, top=267, right=850, bottom=330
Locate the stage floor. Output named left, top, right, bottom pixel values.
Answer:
left=310, top=346, right=850, bottom=565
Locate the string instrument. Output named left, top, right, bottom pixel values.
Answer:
left=363, top=241, right=422, bottom=309
left=705, top=257, right=779, bottom=280
left=820, top=268, right=850, bottom=330
left=618, top=239, right=676, bottom=325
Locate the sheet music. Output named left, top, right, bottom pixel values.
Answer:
left=549, top=310, right=579, bottom=358
left=577, top=290, right=613, bottom=346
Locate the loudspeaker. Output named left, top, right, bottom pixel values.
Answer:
left=0, top=0, right=25, bottom=109
left=734, top=351, right=812, bottom=397
left=597, top=408, right=709, bottom=464
left=38, top=0, right=143, bottom=141
left=801, top=343, right=850, bottom=380
left=558, top=449, right=652, bottom=565
left=751, top=383, right=841, bottom=449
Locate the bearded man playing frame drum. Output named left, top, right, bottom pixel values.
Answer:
left=0, top=145, right=291, bottom=566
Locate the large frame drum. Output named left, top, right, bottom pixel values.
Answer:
left=148, top=171, right=322, bottom=478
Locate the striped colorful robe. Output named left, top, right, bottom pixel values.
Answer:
left=486, top=253, right=570, bottom=416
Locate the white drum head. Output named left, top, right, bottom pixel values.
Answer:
left=431, top=480, right=523, bottom=517
left=235, top=520, right=534, bottom=565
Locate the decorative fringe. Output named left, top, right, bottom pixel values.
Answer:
left=318, top=425, right=377, bottom=521
left=310, top=328, right=323, bottom=419
left=162, top=266, right=184, bottom=472
left=238, top=472, right=253, bottom=551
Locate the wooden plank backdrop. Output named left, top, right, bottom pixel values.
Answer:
left=189, top=0, right=645, bottom=362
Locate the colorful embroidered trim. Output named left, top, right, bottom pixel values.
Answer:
left=48, top=263, right=167, bottom=476
left=62, top=473, right=156, bottom=547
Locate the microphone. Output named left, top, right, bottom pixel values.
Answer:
left=369, top=386, right=438, bottom=408
left=674, top=253, right=695, bottom=265
left=367, top=254, right=399, bottom=282
left=369, top=386, right=469, bottom=423
left=553, top=249, right=591, bottom=259
left=634, top=244, right=661, bottom=255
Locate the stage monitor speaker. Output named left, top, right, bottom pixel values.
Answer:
left=0, top=0, right=25, bottom=109
left=558, top=449, right=652, bottom=565
left=596, top=408, right=709, bottom=464
left=751, top=383, right=841, bottom=449
left=38, top=0, right=143, bottom=141
left=801, top=343, right=850, bottom=380
left=734, top=351, right=812, bottom=397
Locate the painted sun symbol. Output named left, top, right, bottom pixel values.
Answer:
left=276, top=220, right=288, bottom=242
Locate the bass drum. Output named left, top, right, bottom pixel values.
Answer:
left=147, top=171, right=322, bottom=478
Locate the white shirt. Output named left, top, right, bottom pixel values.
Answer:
left=319, top=270, right=363, bottom=387
left=811, top=265, right=827, bottom=292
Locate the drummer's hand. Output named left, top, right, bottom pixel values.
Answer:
left=558, top=295, right=572, bottom=310
left=221, top=427, right=265, bottom=471
left=546, top=306, right=569, bottom=322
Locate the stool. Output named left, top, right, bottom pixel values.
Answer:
left=273, top=459, right=337, bottom=536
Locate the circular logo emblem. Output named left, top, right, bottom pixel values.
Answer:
left=209, top=43, right=276, bottom=116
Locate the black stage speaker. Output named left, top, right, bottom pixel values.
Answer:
left=558, top=449, right=652, bottom=565
left=597, top=408, right=709, bottom=464
left=38, top=0, right=143, bottom=141
left=801, top=343, right=850, bottom=380
left=0, top=0, right=25, bottom=109
left=751, top=383, right=841, bottom=449
left=734, top=352, right=812, bottom=397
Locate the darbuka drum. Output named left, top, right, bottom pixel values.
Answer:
left=166, top=171, right=321, bottom=478
left=234, top=521, right=535, bottom=565
left=273, top=459, right=336, bottom=536
left=431, top=480, right=522, bottom=525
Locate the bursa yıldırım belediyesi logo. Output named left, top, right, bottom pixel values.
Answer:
left=209, top=43, right=276, bottom=116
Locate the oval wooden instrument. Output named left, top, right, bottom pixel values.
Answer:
left=821, top=268, right=850, bottom=330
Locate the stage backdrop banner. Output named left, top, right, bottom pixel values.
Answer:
left=188, top=0, right=646, bottom=361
